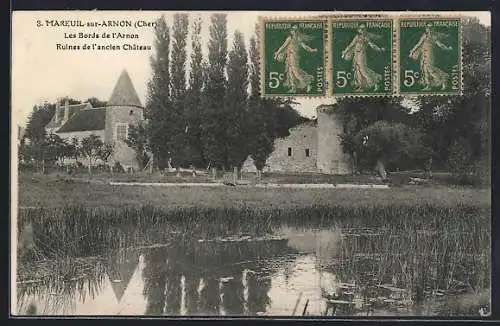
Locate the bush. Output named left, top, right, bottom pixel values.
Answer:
left=447, top=138, right=488, bottom=186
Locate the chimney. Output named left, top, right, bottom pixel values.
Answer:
left=63, top=97, right=70, bottom=122
left=55, top=99, right=60, bottom=123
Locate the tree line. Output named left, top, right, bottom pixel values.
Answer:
left=133, top=13, right=307, bottom=173
left=19, top=132, right=115, bottom=174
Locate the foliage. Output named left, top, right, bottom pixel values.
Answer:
left=273, top=101, right=311, bottom=138
left=145, top=15, right=172, bottom=169
left=24, top=103, right=55, bottom=143
left=170, top=14, right=189, bottom=102
left=47, top=134, right=73, bottom=164
left=247, top=28, right=273, bottom=171
left=353, top=121, right=426, bottom=173
left=225, top=30, right=250, bottom=169
left=447, top=137, right=477, bottom=184
left=125, top=123, right=150, bottom=170
left=247, top=104, right=274, bottom=171
left=408, top=18, right=490, bottom=176
left=18, top=133, right=76, bottom=171
left=184, top=16, right=205, bottom=168
left=85, top=97, right=108, bottom=108
left=200, top=14, right=228, bottom=170
left=97, top=142, right=114, bottom=165
left=69, top=137, right=81, bottom=162
left=80, top=135, right=107, bottom=173
left=168, top=13, right=190, bottom=168
left=334, top=97, right=411, bottom=162
left=24, top=98, right=80, bottom=143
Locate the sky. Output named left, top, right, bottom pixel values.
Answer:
left=11, top=10, right=491, bottom=127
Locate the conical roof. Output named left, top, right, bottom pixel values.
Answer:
left=106, top=250, right=141, bottom=302
left=108, top=70, right=143, bottom=108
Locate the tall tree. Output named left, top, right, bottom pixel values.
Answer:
left=145, top=16, right=171, bottom=169
left=247, top=26, right=274, bottom=174
left=24, top=103, right=55, bottom=144
left=170, top=13, right=189, bottom=103
left=24, top=98, right=81, bottom=143
left=201, top=14, right=228, bottom=169
left=249, top=24, right=260, bottom=99
left=168, top=13, right=190, bottom=171
left=184, top=16, right=205, bottom=168
left=80, top=134, right=105, bottom=175
left=225, top=30, right=249, bottom=169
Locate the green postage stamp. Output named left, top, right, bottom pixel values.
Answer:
left=261, top=19, right=327, bottom=97
left=260, top=15, right=463, bottom=97
left=398, top=17, right=462, bottom=95
left=331, top=19, right=394, bottom=96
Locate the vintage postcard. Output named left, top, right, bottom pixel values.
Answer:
left=11, top=11, right=491, bottom=318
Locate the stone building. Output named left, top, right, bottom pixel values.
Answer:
left=242, top=104, right=353, bottom=175
left=44, top=69, right=144, bottom=170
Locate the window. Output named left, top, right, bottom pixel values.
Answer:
left=115, top=123, right=128, bottom=141
left=129, top=110, right=134, bottom=116
left=305, top=148, right=310, bottom=157
left=288, top=147, right=292, bottom=156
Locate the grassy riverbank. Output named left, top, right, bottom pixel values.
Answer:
left=17, top=173, right=490, bottom=209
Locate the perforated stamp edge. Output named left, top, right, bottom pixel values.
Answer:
left=327, top=15, right=397, bottom=98
left=394, top=15, right=464, bottom=97
left=259, top=16, right=329, bottom=98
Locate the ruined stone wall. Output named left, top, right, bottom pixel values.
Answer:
left=316, top=107, right=352, bottom=174
left=265, top=123, right=318, bottom=173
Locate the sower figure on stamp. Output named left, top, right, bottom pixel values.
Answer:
left=409, top=23, right=453, bottom=91
left=273, top=25, right=318, bottom=93
left=341, top=24, right=385, bottom=92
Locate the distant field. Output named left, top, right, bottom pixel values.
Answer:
left=16, top=172, right=491, bottom=209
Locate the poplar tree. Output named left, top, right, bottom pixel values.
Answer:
left=247, top=26, right=274, bottom=174
left=169, top=13, right=189, bottom=170
left=201, top=14, right=228, bottom=169
left=184, top=16, right=205, bottom=168
left=225, top=30, right=249, bottom=169
left=145, top=15, right=171, bottom=169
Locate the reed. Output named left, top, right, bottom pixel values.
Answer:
left=16, top=202, right=490, bottom=315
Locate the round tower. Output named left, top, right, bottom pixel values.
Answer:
left=105, top=70, right=144, bottom=172
left=316, top=105, right=352, bottom=174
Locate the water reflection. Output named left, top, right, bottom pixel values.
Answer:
left=16, top=225, right=489, bottom=317
left=140, top=237, right=295, bottom=316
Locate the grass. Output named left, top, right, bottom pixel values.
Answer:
left=17, top=173, right=490, bottom=209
